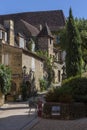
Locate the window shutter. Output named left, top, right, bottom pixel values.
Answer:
left=0, top=30, right=2, bottom=39
left=5, top=32, right=7, bottom=42
left=19, top=37, right=24, bottom=48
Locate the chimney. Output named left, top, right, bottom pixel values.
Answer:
left=4, top=20, right=14, bottom=46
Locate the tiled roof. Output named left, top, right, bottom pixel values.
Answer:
left=0, top=10, right=65, bottom=31
left=38, top=23, right=54, bottom=38
left=21, top=19, right=39, bottom=36
left=0, top=24, right=5, bottom=31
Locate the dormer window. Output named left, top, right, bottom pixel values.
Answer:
left=19, top=37, right=25, bottom=48
left=0, top=30, right=2, bottom=39
left=5, top=32, right=7, bottom=42
left=0, top=24, right=7, bottom=43
left=0, top=30, right=7, bottom=42
left=17, top=33, right=25, bottom=49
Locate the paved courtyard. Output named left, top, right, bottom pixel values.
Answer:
left=31, top=118, right=87, bottom=130
left=0, top=102, right=39, bottom=130
left=0, top=102, right=87, bottom=130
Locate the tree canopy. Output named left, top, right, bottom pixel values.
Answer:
left=66, top=8, right=82, bottom=78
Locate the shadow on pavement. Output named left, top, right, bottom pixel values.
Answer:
left=0, top=113, right=37, bottom=130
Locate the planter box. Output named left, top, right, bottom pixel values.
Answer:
left=43, top=102, right=86, bottom=120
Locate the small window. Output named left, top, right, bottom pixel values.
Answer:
left=0, top=30, right=2, bottom=39
left=50, top=38, right=51, bottom=44
left=19, top=37, right=24, bottom=48
left=2, top=31, right=5, bottom=40
left=5, top=32, right=7, bottom=42
left=32, top=42, right=35, bottom=52
left=56, top=36, right=60, bottom=44
left=2, top=54, right=9, bottom=65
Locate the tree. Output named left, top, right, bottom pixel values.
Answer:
left=66, top=8, right=82, bottom=78
left=0, top=64, right=11, bottom=94
left=75, top=18, right=87, bottom=71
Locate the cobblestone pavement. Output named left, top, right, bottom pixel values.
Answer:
left=31, top=118, right=87, bottom=130
left=0, top=102, right=38, bottom=130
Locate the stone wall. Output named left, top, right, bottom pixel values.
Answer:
left=22, top=52, right=43, bottom=90
left=0, top=44, right=22, bottom=93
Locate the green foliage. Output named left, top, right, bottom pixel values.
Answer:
left=0, top=64, right=11, bottom=94
left=37, top=51, right=54, bottom=87
left=45, top=86, right=73, bottom=103
left=59, top=17, right=87, bottom=72
left=58, top=26, right=67, bottom=50
left=43, top=103, right=52, bottom=116
left=26, top=40, right=32, bottom=51
left=21, top=82, right=27, bottom=101
left=75, top=18, right=87, bottom=71
left=39, top=78, right=47, bottom=91
left=66, top=8, right=82, bottom=78
left=45, top=88, right=58, bottom=102
left=46, top=76, right=87, bottom=103
left=62, top=76, right=87, bottom=102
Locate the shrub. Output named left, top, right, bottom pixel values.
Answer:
left=62, top=76, right=87, bottom=102
left=46, top=76, right=87, bottom=103
left=39, top=78, right=47, bottom=91
left=0, top=64, right=11, bottom=94
left=45, top=87, right=59, bottom=102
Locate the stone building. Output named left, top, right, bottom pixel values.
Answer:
left=0, top=10, right=65, bottom=104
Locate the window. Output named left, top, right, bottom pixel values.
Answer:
left=0, top=30, right=2, bottom=39
left=50, top=38, right=51, bottom=44
left=56, top=36, right=60, bottom=44
left=5, top=32, right=7, bottom=42
left=19, top=37, right=24, bottom=48
left=2, top=54, right=9, bottom=65
left=31, top=58, right=35, bottom=71
left=0, top=30, right=7, bottom=42
left=32, top=42, right=35, bottom=52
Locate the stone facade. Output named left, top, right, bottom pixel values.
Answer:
left=0, top=10, right=65, bottom=103
left=0, top=43, right=22, bottom=93
left=0, top=43, right=44, bottom=90
left=22, top=51, right=43, bottom=91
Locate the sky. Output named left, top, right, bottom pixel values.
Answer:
left=0, top=0, right=87, bottom=19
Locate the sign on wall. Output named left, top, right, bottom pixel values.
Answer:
left=51, top=106, right=60, bottom=115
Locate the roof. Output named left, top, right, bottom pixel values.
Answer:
left=21, top=19, right=39, bottom=36
left=37, top=23, right=54, bottom=38
left=0, top=10, right=65, bottom=31
left=0, top=24, right=5, bottom=31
